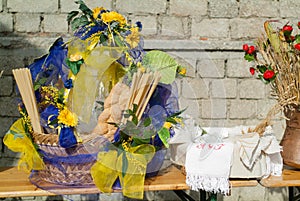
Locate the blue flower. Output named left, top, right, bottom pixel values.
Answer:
left=64, top=79, right=73, bottom=89
left=40, top=105, right=59, bottom=129
left=136, top=21, right=142, bottom=31
left=59, top=127, right=77, bottom=148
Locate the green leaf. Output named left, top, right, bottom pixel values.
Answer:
left=244, top=54, right=255, bottom=62
left=34, top=77, right=47, bottom=90
left=66, top=58, right=83, bottom=75
left=157, top=127, right=170, bottom=148
left=110, top=21, right=119, bottom=30
left=122, top=153, right=128, bottom=178
left=71, top=16, right=89, bottom=31
left=132, top=116, right=138, bottom=125
left=166, top=117, right=177, bottom=124
left=75, top=0, right=93, bottom=19
left=132, top=137, right=150, bottom=146
left=124, top=113, right=131, bottom=118
left=168, top=108, right=186, bottom=118
left=257, top=65, right=267, bottom=74
left=143, top=117, right=152, bottom=127
left=142, top=50, right=178, bottom=84
left=67, top=11, right=79, bottom=23
left=295, top=34, right=300, bottom=44
left=114, top=35, right=125, bottom=47
left=132, top=104, right=138, bottom=114
left=100, top=34, right=108, bottom=44
left=258, top=74, right=270, bottom=84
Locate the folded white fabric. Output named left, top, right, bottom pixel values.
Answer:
left=238, top=126, right=282, bottom=177
left=185, top=140, right=234, bottom=195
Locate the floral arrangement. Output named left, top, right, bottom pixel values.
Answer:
left=3, top=0, right=186, bottom=199
left=243, top=20, right=300, bottom=131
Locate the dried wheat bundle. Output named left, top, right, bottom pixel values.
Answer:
left=250, top=21, right=300, bottom=134
left=256, top=36, right=300, bottom=108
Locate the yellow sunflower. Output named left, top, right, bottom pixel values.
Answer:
left=58, top=108, right=78, bottom=127
left=125, top=27, right=140, bottom=48
left=101, top=11, right=126, bottom=25
left=93, top=7, right=105, bottom=19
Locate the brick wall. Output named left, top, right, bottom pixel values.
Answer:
left=0, top=0, right=297, bottom=200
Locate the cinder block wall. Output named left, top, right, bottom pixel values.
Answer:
left=1, top=0, right=298, bottom=200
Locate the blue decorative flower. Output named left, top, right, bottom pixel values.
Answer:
left=64, top=79, right=73, bottom=89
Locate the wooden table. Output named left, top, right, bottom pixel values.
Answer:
left=0, top=165, right=258, bottom=201
left=260, top=169, right=300, bottom=201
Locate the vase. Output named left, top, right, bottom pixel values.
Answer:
left=280, top=108, right=300, bottom=168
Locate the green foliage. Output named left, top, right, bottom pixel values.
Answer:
left=34, top=77, right=47, bottom=90
left=295, top=34, right=300, bottom=44
left=75, top=0, right=93, bottom=19
left=142, top=50, right=178, bottom=84
left=157, top=127, right=170, bottom=148
left=70, top=16, right=89, bottom=31
left=122, top=153, right=128, bottom=178
left=257, top=65, right=267, bottom=74
left=66, top=58, right=84, bottom=75
left=67, top=11, right=79, bottom=23
left=244, top=54, right=255, bottom=62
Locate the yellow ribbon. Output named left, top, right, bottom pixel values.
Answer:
left=3, top=118, right=44, bottom=172
left=91, top=144, right=155, bottom=199
left=68, top=42, right=127, bottom=123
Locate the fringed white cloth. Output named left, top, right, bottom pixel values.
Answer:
left=185, top=142, right=234, bottom=195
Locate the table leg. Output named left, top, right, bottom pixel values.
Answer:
left=200, top=190, right=217, bottom=201
left=173, top=190, right=195, bottom=201
left=289, top=187, right=294, bottom=201
left=200, top=189, right=206, bottom=201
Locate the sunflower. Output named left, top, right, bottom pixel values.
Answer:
left=126, top=27, right=140, bottom=48
left=58, top=108, right=78, bottom=127
left=101, top=11, right=126, bottom=25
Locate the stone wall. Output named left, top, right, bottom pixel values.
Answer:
left=1, top=0, right=298, bottom=200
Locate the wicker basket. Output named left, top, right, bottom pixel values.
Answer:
left=31, top=132, right=167, bottom=186
left=32, top=132, right=103, bottom=186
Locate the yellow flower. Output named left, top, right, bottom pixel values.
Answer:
left=163, top=122, right=172, bottom=129
left=174, top=117, right=184, bottom=126
left=93, top=7, right=105, bottom=19
left=139, top=66, right=146, bottom=73
left=101, top=11, right=126, bottom=25
left=179, top=67, right=186, bottom=75
left=58, top=108, right=78, bottom=127
left=69, top=54, right=83, bottom=62
left=125, top=27, right=140, bottom=48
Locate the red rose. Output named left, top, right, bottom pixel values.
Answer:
left=249, top=67, right=255, bottom=75
left=247, top=46, right=255, bottom=54
left=282, top=25, right=293, bottom=34
left=243, top=44, right=249, bottom=52
left=298, top=22, right=300, bottom=29
left=263, top=70, right=275, bottom=79
left=294, top=43, right=300, bottom=51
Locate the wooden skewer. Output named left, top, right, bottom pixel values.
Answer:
left=123, top=70, right=161, bottom=122
left=137, top=72, right=161, bottom=120
left=12, top=68, right=42, bottom=133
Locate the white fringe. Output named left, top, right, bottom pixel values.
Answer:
left=186, top=172, right=230, bottom=195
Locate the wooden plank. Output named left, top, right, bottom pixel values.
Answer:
left=230, top=180, right=258, bottom=187
left=0, top=166, right=258, bottom=198
left=260, top=169, right=300, bottom=187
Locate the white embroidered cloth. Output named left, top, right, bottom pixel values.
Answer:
left=185, top=140, right=234, bottom=195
